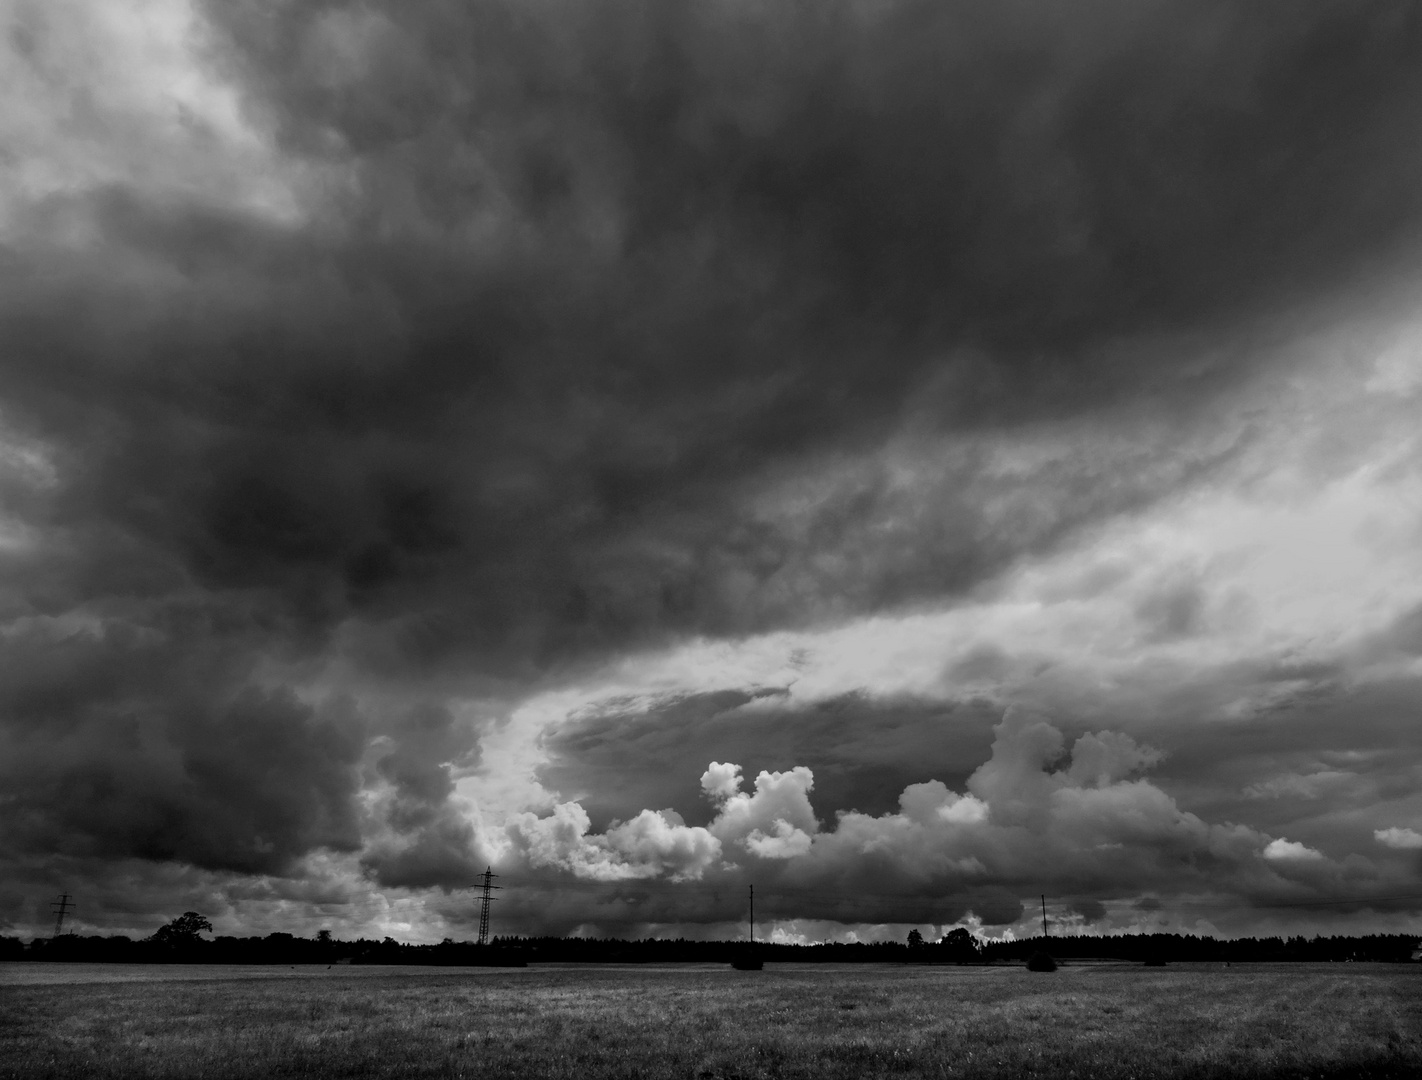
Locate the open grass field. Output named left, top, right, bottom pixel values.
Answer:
left=2, top=962, right=1420, bottom=1079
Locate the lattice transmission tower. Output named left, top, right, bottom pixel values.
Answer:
left=51, top=893, right=73, bottom=939
left=475, top=867, right=501, bottom=946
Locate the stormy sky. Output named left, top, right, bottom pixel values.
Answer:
left=4, top=0, right=1422, bottom=945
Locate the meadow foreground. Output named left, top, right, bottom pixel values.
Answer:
left=1, top=962, right=1419, bottom=1079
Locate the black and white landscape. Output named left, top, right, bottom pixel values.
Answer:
left=3, top=0, right=1422, bottom=948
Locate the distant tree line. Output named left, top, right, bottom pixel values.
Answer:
left=1, top=917, right=1417, bottom=966
left=490, top=936, right=915, bottom=964
left=975, top=932, right=1421, bottom=965
left=497, top=929, right=1420, bottom=965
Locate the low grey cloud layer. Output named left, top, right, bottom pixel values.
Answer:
left=2, top=0, right=1422, bottom=941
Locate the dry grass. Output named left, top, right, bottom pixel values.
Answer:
left=2, top=962, right=1419, bottom=1079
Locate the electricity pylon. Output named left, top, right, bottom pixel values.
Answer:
left=475, top=868, right=501, bottom=946
left=51, top=894, right=73, bottom=939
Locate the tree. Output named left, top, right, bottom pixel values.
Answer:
left=1026, top=951, right=1057, bottom=972
left=151, top=912, right=212, bottom=947
left=940, top=927, right=981, bottom=963
left=906, top=929, right=924, bottom=948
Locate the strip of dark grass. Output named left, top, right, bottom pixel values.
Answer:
left=1, top=964, right=1419, bottom=1079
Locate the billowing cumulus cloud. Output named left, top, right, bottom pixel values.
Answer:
left=3, top=0, right=1422, bottom=941
left=506, top=803, right=720, bottom=882
left=702, top=763, right=819, bottom=859
left=734, top=710, right=1322, bottom=918
left=460, top=709, right=1416, bottom=939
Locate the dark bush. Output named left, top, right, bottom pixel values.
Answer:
left=1026, top=951, right=1057, bottom=972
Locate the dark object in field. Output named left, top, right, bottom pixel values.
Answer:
left=1026, top=951, right=1058, bottom=972
left=731, top=955, right=764, bottom=970
left=1144, top=956, right=1168, bottom=967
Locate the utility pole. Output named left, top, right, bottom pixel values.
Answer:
left=475, top=868, right=500, bottom=946
left=1041, top=895, right=1048, bottom=940
left=731, top=883, right=763, bottom=970
left=51, top=894, right=73, bottom=939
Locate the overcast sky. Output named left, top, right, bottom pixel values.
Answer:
left=4, top=0, right=1422, bottom=945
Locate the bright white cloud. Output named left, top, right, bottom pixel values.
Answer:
left=1262, top=838, right=1325, bottom=861
left=1374, top=826, right=1422, bottom=850
left=744, top=819, right=815, bottom=859
left=702, top=764, right=819, bottom=856
left=899, top=782, right=989, bottom=826
left=505, top=803, right=720, bottom=882
left=700, top=761, right=743, bottom=801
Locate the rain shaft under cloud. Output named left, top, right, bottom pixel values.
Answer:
left=3, top=0, right=1422, bottom=941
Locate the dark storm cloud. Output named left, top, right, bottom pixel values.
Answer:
left=5, top=0, right=1422, bottom=931
left=0, top=610, right=367, bottom=875
left=9, top=0, right=1422, bottom=669
left=1070, top=898, right=1108, bottom=924
left=1155, top=671, right=1422, bottom=848
left=182, top=0, right=1422, bottom=668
